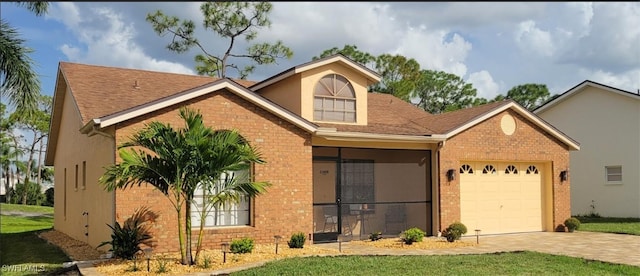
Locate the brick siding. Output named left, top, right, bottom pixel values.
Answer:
left=438, top=110, right=571, bottom=232
left=114, top=89, right=313, bottom=253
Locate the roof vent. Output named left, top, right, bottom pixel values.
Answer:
left=133, top=80, right=140, bottom=89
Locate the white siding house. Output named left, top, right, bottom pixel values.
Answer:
left=535, top=80, right=640, bottom=218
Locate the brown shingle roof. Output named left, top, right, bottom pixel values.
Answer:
left=317, top=93, right=436, bottom=135
left=425, top=100, right=512, bottom=133
left=58, top=61, right=511, bottom=137
left=59, top=62, right=256, bottom=125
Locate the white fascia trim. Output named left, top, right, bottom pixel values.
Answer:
left=445, top=102, right=580, bottom=150
left=316, top=129, right=445, bottom=143
left=250, top=56, right=381, bottom=91
left=80, top=118, right=101, bottom=134
left=96, top=81, right=318, bottom=133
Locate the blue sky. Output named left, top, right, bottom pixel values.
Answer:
left=3, top=2, right=640, bottom=103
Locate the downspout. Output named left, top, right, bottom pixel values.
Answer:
left=434, top=140, right=445, bottom=236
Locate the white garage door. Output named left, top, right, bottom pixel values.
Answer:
left=459, top=162, right=543, bottom=235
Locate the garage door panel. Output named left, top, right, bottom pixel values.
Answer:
left=459, top=161, right=543, bottom=235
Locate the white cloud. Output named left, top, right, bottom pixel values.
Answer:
left=47, top=3, right=194, bottom=75
left=585, top=69, right=640, bottom=93
left=395, top=28, right=472, bottom=77
left=467, top=71, right=501, bottom=99
left=514, top=20, right=554, bottom=57
left=559, top=2, right=640, bottom=72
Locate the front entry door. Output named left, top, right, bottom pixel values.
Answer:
left=312, top=159, right=341, bottom=241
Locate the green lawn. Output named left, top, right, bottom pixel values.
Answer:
left=0, top=203, right=54, bottom=215
left=576, top=216, right=640, bottom=235
left=1, top=204, right=72, bottom=276
left=232, top=251, right=640, bottom=276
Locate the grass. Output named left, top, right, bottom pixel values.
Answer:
left=0, top=203, right=54, bottom=215
left=1, top=204, right=72, bottom=276
left=575, top=216, right=640, bottom=235
left=232, top=251, right=640, bottom=276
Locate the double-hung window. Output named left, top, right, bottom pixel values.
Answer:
left=191, top=169, right=250, bottom=227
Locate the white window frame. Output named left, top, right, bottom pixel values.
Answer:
left=313, top=74, right=356, bottom=123
left=191, top=170, right=251, bottom=228
left=605, top=166, right=622, bottom=185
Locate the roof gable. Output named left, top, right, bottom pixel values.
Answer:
left=89, top=78, right=318, bottom=133
left=534, top=80, right=640, bottom=114
left=57, top=62, right=257, bottom=125
left=250, top=54, right=381, bottom=91
left=432, top=100, right=580, bottom=150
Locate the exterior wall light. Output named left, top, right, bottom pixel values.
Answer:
left=560, top=170, right=568, bottom=182
left=447, top=169, right=456, bottom=182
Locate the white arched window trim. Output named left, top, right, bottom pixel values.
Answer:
left=313, top=74, right=356, bottom=123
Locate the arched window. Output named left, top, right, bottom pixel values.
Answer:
left=505, top=165, right=518, bottom=174
left=482, top=165, right=497, bottom=174
left=313, top=74, right=356, bottom=122
left=526, top=165, right=539, bottom=174
left=460, top=164, right=474, bottom=174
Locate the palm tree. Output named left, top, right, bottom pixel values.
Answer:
left=100, top=107, right=270, bottom=265
left=192, top=129, right=269, bottom=262
left=1, top=135, right=22, bottom=202
left=0, top=1, right=49, bottom=116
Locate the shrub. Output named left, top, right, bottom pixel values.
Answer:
left=288, top=232, right=306, bottom=248
left=369, top=231, right=382, bottom=241
left=43, top=187, right=55, bottom=207
left=230, top=237, right=254, bottom=254
left=200, top=253, right=212, bottom=269
left=442, top=222, right=467, bottom=242
left=401, top=227, right=425, bottom=245
left=564, top=217, right=581, bottom=232
left=97, top=206, right=157, bottom=259
left=156, top=258, right=169, bottom=273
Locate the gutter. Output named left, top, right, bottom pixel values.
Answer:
left=315, top=128, right=446, bottom=143
left=79, top=119, right=113, bottom=138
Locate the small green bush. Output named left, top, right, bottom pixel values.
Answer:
left=442, top=222, right=467, bottom=242
left=564, top=217, right=581, bottom=232
left=369, top=231, right=382, bottom=241
left=401, top=227, right=425, bottom=245
left=230, top=237, right=254, bottom=254
left=156, top=258, right=169, bottom=273
left=97, top=206, right=157, bottom=260
left=288, top=232, right=306, bottom=248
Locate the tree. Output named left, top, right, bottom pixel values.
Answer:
left=147, top=1, right=292, bottom=79
left=0, top=102, right=21, bottom=203
left=370, top=54, right=421, bottom=101
left=0, top=1, right=49, bottom=116
left=12, top=94, right=51, bottom=205
left=192, top=129, right=269, bottom=262
left=412, top=70, right=478, bottom=114
left=99, top=107, right=270, bottom=265
left=312, top=44, right=376, bottom=70
left=502, top=83, right=550, bottom=110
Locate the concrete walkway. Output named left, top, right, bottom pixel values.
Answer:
left=79, top=231, right=640, bottom=275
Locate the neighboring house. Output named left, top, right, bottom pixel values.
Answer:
left=45, top=55, right=579, bottom=253
left=535, top=80, right=640, bottom=218
left=0, top=177, right=18, bottom=195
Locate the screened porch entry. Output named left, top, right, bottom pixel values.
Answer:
left=312, top=147, right=432, bottom=242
